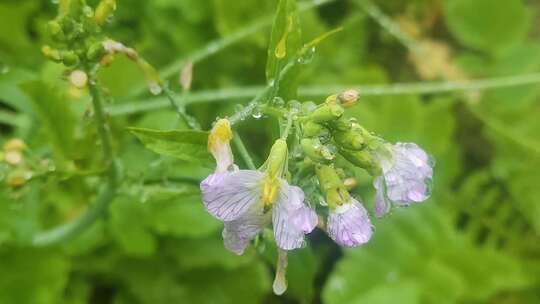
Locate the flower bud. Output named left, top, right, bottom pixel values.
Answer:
left=69, top=70, right=88, bottom=89
left=338, top=89, right=359, bottom=107
left=42, top=45, right=62, bottom=62
left=301, top=138, right=334, bottom=163
left=339, top=149, right=380, bottom=176
left=266, top=139, right=288, bottom=179
left=95, top=0, right=117, bottom=25
left=61, top=51, right=80, bottom=66
left=86, top=42, right=106, bottom=61
left=307, top=104, right=344, bottom=123
left=302, top=121, right=326, bottom=138
left=333, top=130, right=364, bottom=150
left=47, top=21, right=65, bottom=42
left=315, top=164, right=350, bottom=208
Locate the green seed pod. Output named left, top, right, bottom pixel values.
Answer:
left=339, top=148, right=380, bottom=176
left=307, top=103, right=344, bottom=123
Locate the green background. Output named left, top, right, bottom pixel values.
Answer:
left=1, top=0, right=540, bottom=303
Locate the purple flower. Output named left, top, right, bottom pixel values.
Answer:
left=374, top=142, right=434, bottom=217
left=327, top=198, right=373, bottom=247
left=200, top=170, right=317, bottom=253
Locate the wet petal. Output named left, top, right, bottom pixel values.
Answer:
left=377, top=142, right=434, bottom=206
left=273, top=184, right=318, bottom=251
left=201, top=170, right=264, bottom=221
left=373, top=176, right=390, bottom=217
left=222, top=207, right=269, bottom=255
left=327, top=198, right=373, bottom=247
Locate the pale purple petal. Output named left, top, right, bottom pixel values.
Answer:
left=373, top=176, right=390, bottom=217
left=376, top=142, right=433, bottom=206
left=273, top=184, right=318, bottom=251
left=200, top=170, right=264, bottom=221
left=327, top=198, right=373, bottom=247
left=222, top=207, right=270, bottom=255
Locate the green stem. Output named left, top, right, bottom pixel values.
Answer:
left=108, top=72, right=540, bottom=117
left=163, top=86, right=201, bottom=129
left=32, top=74, right=118, bottom=247
left=280, top=110, right=294, bottom=140
left=233, top=131, right=257, bottom=170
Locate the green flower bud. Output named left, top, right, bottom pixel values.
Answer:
left=339, top=148, right=380, bottom=176
left=333, top=130, right=364, bottom=150
left=266, top=139, right=288, bottom=179
left=301, top=138, right=334, bottom=163
left=95, top=0, right=116, bottom=25
left=86, top=42, right=106, bottom=61
left=61, top=51, right=80, bottom=66
left=307, top=103, right=344, bottom=123
left=42, top=45, right=62, bottom=62
left=47, top=21, right=65, bottom=42
left=302, top=121, right=326, bottom=138
left=315, top=164, right=350, bottom=208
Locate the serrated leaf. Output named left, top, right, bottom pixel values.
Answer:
left=129, top=127, right=213, bottom=167
left=266, top=0, right=302, bottom=100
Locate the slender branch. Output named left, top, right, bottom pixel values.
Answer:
left=233, top=131, right=257, bottom=170
left=108, top=72, right=540, bottom=117
left=163, top=86, right=201, bottom=129
left=32, top=74, right=118, bottom=247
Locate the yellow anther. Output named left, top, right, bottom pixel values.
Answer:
left=261, top=176, right=280, bottom=207
left=208, top=119, right=232, bottom=152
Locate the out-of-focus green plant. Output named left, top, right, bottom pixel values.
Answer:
left=1, top=0, right=540, bottom=303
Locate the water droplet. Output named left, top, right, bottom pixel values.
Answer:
left=149, top=83, right=162, bottom=95
left=272, top=97, right=285, bottom=107
left=298, top=47, right=316, bottom=64
left=252, top=108, right=262, bottom=119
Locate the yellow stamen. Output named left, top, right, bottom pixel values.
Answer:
left=208, top=119, right=232, bottom=152
left=261, top=176, right=280, bottom=208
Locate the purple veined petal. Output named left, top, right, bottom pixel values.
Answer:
left=222, top=207, right=270, bottom=255
left=327, top=198, right=373, bottom=248
left=378, top=142, right=434, bottom=206
left=373, top=176, right=391, bottom=218
left=272, top=184, right=318, bottom=251
left=200, top=172, right=229, bottom=192
left=201, top=170, right=265, bottom=221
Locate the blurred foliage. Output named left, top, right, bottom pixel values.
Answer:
left=1, top=0, right=540, bottom=303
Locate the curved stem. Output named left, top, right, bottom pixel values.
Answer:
left=233, top=131, right=257, bottom=170
left=32, top=74, right=118, bottom=247
left=163, top=85, right=201, bottom=130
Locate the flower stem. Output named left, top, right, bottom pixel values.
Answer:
left=163, top=85, right=201, bottom=129
left=32, top=74, right=118, bottom=247
left=233, top=131, right=257, bottom=170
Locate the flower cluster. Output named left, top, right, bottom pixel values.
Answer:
left=200, top=91, right=434, bottom=294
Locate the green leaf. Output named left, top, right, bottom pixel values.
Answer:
left=0, top=248, right=70, bottom=304
left=443, top=0, right=531, bottom=55
left=266, top=0, right=302, bottom=100
left=322, top=204, right=529, bottom=304
left=20, top=80, right=77, bottom=162
left=129, top=127, right=213, bottom=167
left=109, top=197, right=157, bottom=257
